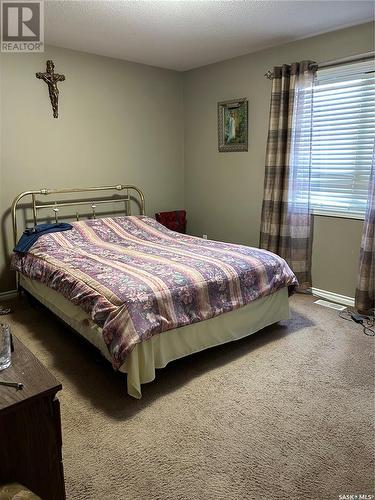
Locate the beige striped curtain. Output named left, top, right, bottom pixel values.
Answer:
left=355, top=147, right=375, bottom=315
left=260, top=61, right=316, bottom=288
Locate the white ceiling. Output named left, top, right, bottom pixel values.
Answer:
left=45, top=1, right=374, bottom=71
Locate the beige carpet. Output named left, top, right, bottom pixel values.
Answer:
left=3, top=294, right=374, bottom=500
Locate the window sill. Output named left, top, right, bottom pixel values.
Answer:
left=312, top=210, right=364, bottom=221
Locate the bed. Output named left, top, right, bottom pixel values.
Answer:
left=11, top=184, right=297, bottom=398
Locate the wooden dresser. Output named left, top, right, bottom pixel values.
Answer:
left=0, top=335, right=66, bottom=500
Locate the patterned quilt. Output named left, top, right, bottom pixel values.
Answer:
left=12, top=216, right=297, bottom=368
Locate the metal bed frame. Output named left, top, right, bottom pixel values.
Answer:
left=11, top=183, right=145, bottom=247
left=11, top=183, right=145, bottom=289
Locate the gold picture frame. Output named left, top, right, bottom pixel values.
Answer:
left=218, top=98, right=248, bottom=152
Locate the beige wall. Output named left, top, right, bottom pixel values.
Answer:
left=184, top=22, right=374, bottom=298
left=0, top=46, right=184, bottom=291
left=1, top=22, right=373, bottom=297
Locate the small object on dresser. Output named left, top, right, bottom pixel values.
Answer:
left=0, top=380, right=23, bottom=390
left=0, top=323, right=11, bottom=371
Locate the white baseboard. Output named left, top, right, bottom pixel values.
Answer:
left=0, top=289, right=18, bottom=302
left=310, top=287, right=354, bottom=307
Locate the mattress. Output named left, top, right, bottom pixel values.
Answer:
left=12, top=216, right=297, bottom=371
left=20, top=275, right=290, bottom=398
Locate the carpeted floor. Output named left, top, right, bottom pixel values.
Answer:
left=2, top=293, right=374, bottom=500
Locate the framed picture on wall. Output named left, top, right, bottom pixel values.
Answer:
left=217, top=98, right=248, bottom=152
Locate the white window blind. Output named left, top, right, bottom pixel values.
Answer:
left=310, top=59, right=375, bottom=218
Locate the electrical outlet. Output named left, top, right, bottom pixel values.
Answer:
left=202, top=234, right=208, bottom=239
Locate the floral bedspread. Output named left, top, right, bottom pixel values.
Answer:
left=12, top=216, right=297, bottom=368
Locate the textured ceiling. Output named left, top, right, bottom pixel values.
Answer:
left=45, top=1, right=374, bottom=71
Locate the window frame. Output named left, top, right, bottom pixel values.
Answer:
left=308, top=59, right=374, bottom=221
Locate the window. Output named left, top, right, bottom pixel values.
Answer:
left=310, top=59, right=375, bottom=219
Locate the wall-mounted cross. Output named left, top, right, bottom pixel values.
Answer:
left=36, top=60, right=65, bottom=118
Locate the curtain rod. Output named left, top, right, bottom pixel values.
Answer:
left=264, top=51, right=375, bottom=79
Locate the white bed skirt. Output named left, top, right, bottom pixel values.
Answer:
left=20, top=275, right=290, bottom=398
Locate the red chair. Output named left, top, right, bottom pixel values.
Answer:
left=155, top=210, right=187, bottom=234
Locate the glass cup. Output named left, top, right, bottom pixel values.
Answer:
left=0, top=323, right=11, bottom=371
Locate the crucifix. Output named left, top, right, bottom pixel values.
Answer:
left=36, top=60, right=65, bottom=118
